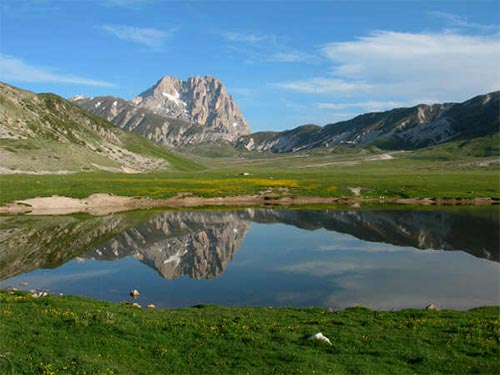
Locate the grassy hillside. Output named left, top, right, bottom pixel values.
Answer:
left=0, top=291, right=498, bottom=375
left=0, top=83, right=202, bottom=173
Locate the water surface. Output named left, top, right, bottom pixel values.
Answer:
left=0, top=207, right=498, bottom=310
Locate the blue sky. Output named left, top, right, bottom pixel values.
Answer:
left=1, top=0, right=499, bottom=132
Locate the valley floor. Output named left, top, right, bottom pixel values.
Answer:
left=1, top=153, right=499, bottom=210
left=0, top=290, right=498, bottom=375
left=1, top=137, right=499, bottom=211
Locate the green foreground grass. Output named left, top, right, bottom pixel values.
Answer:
left=0, top=154, right=499, bottom=205
left=0, top=291, right=498, bottom=375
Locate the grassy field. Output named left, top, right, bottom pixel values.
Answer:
left=0, top=290, right=498, bottom=375
left=0, top=147, right=499, bottom=205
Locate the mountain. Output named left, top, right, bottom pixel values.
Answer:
left=237, top=92, right=500, bottom=152
left=0, top=82, right=201, bottom=173
left=71, top=75, right=250, bottom=147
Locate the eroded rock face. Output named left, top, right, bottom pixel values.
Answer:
left=72, top=75, right=250, bottom=146
left=133, top=76, right=249, bottom=135
left=236, top=91, right=500, bottom=152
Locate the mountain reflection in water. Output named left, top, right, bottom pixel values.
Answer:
left=0, top=207, right=498, bottom=309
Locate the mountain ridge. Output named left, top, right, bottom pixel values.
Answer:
left=72, top=74, right=251, bottom=147
left=237, top=91, right=500, bottom=153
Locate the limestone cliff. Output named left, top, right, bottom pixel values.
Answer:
left=72, top=75, right=250, bottom=146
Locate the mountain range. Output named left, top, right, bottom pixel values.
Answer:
left=1, top=76, right=498, bottom=173
left=69, top=75, right=498, bottom=153
left=237, top=92, right=500, bottom=152
left=71, top=75, right=250, bottom=147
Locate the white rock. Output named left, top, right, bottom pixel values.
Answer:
left=129, top=289, right=140, bottom=298
left=308, top=332, right=332, bottom=345
left=425, top=304, right=439, bottom=311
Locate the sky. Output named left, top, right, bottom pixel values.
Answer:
left=1, top=0, right=499, bottom=132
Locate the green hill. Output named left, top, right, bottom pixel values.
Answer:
left=0, top=82, right=202, bottom=174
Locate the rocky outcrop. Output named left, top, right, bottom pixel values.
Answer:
left=237, top=91, right=500, bottom=152
left=72, top=75, right=250, bottom=146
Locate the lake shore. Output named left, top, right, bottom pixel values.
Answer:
left=1, top=290, right=498, bottom=375
left=0, top=193, right=497, bottom=216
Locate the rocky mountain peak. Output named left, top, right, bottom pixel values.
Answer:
left=131, top=74, right=250, bottom=138
left=69, top=94, right=88, bottom=101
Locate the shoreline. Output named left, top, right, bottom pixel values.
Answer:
left=0, top=193, right=497, bottom=216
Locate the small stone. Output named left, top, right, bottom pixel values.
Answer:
left=19, top=282, right=28, bottom=287
left=129, top=289, right=140, bottom=299
left=147, top=304, right=156, bottom=309
left=59, top=293, right=64, bottom=297
left=132, top=303, right=141, bottom=308
left=425, top=304, right=439, bottom=311
left=308, top=332, right=332, bottom=345
left=11, top=288, right=18, bottom=292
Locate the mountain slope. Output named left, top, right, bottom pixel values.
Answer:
left=237, top=92, right=500, bottom=153
left=72, top=75, right=250, bottom=147
left=0, top=82, right=201, bottom=173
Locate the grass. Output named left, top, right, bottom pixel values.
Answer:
left=0, top=154, right=498, bottom=205
left=0, top=290, right=498, bottom=375
left=0, top=134, right=499, bottom=205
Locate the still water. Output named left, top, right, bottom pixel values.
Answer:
left=0, top=207, right=498, bottom=310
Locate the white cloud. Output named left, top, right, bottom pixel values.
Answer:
left=429, top=11, right=498, bottom=31
left=218, top=30, right=317, bottom=64
left=277, top=31, right=500, bottom=103
left=276, top=77, right=371, bottom=94
left=268, top=51, right=318, bottom=63
left=101, top=24, right=174, bottom=48
left=219, top=31, right=276, bottom=44
left=316, top=99, right=432, bottom=113
left=0, top=54, right=115, bottom=87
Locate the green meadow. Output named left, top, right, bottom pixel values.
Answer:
left=1, top=142, right=499, bottom=205
left=0, top=291, right=498, bottom=375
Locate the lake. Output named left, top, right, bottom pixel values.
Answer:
left=0, top=206, right=498, bottom=310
